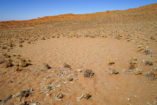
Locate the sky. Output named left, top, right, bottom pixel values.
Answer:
left=0, top=0, right=157, bottom=21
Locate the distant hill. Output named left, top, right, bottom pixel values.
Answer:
left=0, top=3, right=157, bottom=29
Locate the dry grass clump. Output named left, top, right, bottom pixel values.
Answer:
left=1, top=53, right=32, bottom=71
left=146, top=71, right=156, bottom=80
left=143, top=60, right=153, bottom=66
left=2, top=46, right=7, bottom=49
left=5, top=59, right=14, bottom=68
left=115, top=34, right=123, bottom=40
left=77, top=93, right=92, bottom=101
left=144, top=49, right=152, bottom=55
left=55, top=93, right=64, bottom=101
left=137, top=45, right=145, bottom=52
left=0, top=57, right=5, bottom=64
left=64, top=63, right=71, bottom=69
left=107, top=58, right=115, bottom=65
left=129, top=57, right=137, bottom=69
left=18, top=58, right=31, bottom=67
left=67, top=77, right=73, bottom=81
left=133, top=68, right=142, bottom=75
left=107, top=67, right=119, bottom=74
left=82, top=93, right=92, bottom=100
left=3, top=53, right=11, bottom=58
left=84, top=69, right=95, bottom=77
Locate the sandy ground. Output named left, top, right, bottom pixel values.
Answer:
left=0, top=37, right=156, bottom=105
left=0, top=3, right=157, bottom=105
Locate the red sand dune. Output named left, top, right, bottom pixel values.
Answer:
left=0, top=3, right=157, bottom=29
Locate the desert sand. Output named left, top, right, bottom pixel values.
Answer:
left=0, top=3, right=157, bottom=105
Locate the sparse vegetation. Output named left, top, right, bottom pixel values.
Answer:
left=84, top=69, right=95, bottom=77
left=64, top=63, right=71, bottom=69
left=0, top=3, right=157, bottom=105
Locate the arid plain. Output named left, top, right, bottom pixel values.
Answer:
left=0, top=3, right=157, bottom=105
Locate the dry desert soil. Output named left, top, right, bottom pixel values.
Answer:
left=0, top=3, right=157, bottom=105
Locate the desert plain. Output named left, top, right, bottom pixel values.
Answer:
left=0, top=3, right=157, bottom=105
